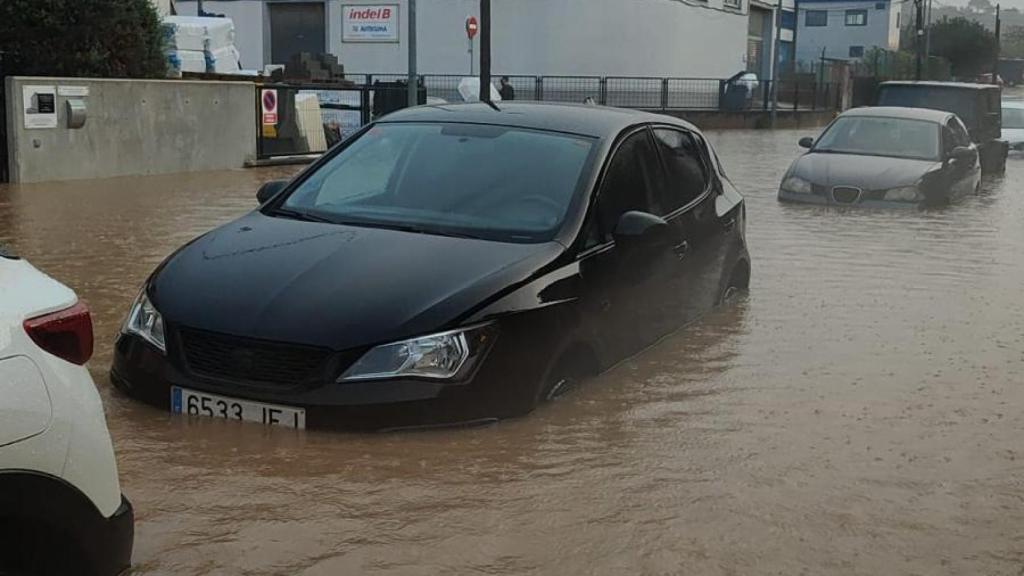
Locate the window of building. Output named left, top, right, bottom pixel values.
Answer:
left=875, top=2, right=886, bottom=9
left=849, top=45, right=865, bottom=58
left=845, top=9, right=867, bottom=26
left=806, top=10, right=828, bottom=27
left=897, top=12, right=901, bottom=27
left=724, top=0, right=742, bottom=10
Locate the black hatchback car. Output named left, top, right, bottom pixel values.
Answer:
left=111, top=103, right=750, bottom=430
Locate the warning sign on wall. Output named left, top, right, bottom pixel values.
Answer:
left=261, top=89, right=278, bottom=125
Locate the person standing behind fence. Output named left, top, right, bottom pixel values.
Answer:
left=499, top=77, right=515, bottom=101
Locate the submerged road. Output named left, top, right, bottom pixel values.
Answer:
left=2, top=129, right=1022, bottom=575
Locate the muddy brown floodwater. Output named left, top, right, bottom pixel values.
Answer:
left=2, top=130, right=1024, bottom=575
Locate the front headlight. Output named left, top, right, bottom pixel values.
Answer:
left=123, top=289, right=166, bottom=353
left=339, top=324, right=495, bottom=382
left=883, top=186, right=922, bottom=202
left=781, top=176, right=813, bottom=194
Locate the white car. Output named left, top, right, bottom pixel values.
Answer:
left=0, top=246, right=133, bottom=576
left=1004, top=99, right=1024, bottom=150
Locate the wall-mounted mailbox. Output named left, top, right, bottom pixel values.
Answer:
left=66, top=99, right=87, bottom=129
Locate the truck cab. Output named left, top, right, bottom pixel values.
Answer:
left=875, top=81, right=1008, bottom=174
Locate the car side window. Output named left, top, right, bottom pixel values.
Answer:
left=943, top=119, right=970, bottom=156
left=951, top=118, right=971, bottom=147
left=652, top=128, right=709, bottom=215
left=590, top=130, right=660, bottom=245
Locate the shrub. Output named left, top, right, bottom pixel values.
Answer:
left=0, top=0, right=166, bottom=78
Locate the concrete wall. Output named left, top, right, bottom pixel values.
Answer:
left=176, top=0, right=750, bottom=78
left=4, top=77, right=255, bottom=183
left=796, top=0, right=897, bottom=63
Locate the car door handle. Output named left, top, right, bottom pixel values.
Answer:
left=672, top=241, right=690, bottom=258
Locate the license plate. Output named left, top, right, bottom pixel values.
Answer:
left=171, top=386, right=306, bottom=429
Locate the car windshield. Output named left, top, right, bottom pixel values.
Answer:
left=813, top=116, right=940, bottom=160
left=1003, top=106, right=1024, bottom=129
left=277, top=122, right=595, bottom=243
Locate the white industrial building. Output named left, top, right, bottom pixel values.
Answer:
left=173, top=0, right=793, bottom=81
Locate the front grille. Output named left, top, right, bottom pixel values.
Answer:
left=832, top=186, right=862, bottom=204
left=178, top=327, right=332, bottom=387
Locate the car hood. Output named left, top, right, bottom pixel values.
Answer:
left=790, top=152, right=940, bottom=190
left=150, top=211, right=564, bottom=350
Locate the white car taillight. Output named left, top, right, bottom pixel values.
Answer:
left=23, top=302, right=94, bottom=365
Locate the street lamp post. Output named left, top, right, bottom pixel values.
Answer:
left=408, top=0, right=418, bottom=108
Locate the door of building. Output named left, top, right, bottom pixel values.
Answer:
left=269, top=2, right=327, bottom=65
left=747, top=7, right=769, bottom=75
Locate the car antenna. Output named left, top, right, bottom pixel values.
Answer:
left=479, top=0, right=500, bottom=112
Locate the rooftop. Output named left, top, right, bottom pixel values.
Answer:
left=378, top=101, right=699, bottom=138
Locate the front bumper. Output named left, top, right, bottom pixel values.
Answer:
left=111, top=324, right=546, bottom=430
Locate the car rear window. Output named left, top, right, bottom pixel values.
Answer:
left=1004, top=107, right=1024, bottom=129
left=0, top=243, right=18, bottom=260
left=877, top=86, right=978, bottom=129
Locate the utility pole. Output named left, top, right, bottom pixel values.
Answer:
left=408, top=0, right=418, bottom=107
left=480, top=0, right=492, bottom=102
left=770, top=1, right=783, bottom=126
left=914, top=0, right=924, bottom=80
left=925, top=0, right=933, bottom=79
left=993, top=3, right=1001, bottom=84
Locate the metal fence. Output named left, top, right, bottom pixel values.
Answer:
left=256, top=74, right=841, bottom=159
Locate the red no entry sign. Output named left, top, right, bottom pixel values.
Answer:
left=261, top=89, right=278, bottom=125
left=466, top=16, right=478, bottom=40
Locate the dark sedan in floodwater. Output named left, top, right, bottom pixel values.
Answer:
left=779, top=107, right=981, bottom=208
left=111, top=102, right=751, bottom=431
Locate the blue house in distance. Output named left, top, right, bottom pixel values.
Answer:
left=795, top=0, right=901, bottom=65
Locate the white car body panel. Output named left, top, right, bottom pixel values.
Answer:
left=0, top=255, right=123, bottom=518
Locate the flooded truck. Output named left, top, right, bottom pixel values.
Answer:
left=875, top=81, right=1008, bottom=175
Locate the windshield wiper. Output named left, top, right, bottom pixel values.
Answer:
left=270, top=207, right=334, bottom=224
left=336, top=218, right=488, bottom=240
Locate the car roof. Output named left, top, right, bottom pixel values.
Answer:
left=376, top=101, right=700, bottom=138
left=842, top=106, right=954, bottom=123
left=879, top=80, right=999, bottom=91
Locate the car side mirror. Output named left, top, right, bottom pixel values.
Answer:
left=799, top=137, right=814, bottom=149
left=613, top=211, right=669, bottom=248
left=257, top=179, right=289, bottom=204
left=950, top=146, right=976, bottom=163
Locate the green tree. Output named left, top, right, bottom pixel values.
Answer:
left=929, top=17, right=998, bottom=77
left=0, top=0, right=166, bottom=78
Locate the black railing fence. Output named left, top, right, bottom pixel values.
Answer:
left=256, top=74, right=841, bottom=159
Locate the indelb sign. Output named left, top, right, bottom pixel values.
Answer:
left=342, top=4, right=399, bottom=43
left=466, top=16, right=479, bottom=40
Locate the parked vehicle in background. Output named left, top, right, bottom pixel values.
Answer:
left=111, top=102, right=751, bottom=432
left=1001, top=99, right=1024, bottom=151
left=0, top=246, right=133, bottom=576
left=998, top=58, right=1024, bottom=86
left=779, top=107, right=981, bottom=207
left=875, top=81, right=1008, bottom=174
